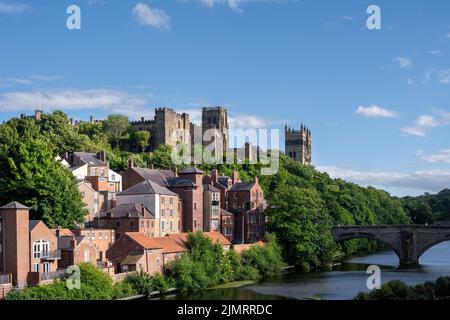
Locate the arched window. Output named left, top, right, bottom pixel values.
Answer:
left=33, top=240, right=49, bottom=259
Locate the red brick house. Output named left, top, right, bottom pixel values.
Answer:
left=28, top=220, right=61, bottom=285
left=203, top=183, right=221, bottom=232
left=121, top=164, right=204, bottom=233
left=55, top=232, right=98, bottom=270
left=220, top=208, right=235, bottom=243
left=227, top=176, right=266, bottom=244
left=94, top=203, right=156, bottom=240
left=107, top=232, right=231, bottom=275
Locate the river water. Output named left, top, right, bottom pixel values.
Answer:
left=169, top=241, right=450, bottom=300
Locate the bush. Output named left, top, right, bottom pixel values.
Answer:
left=355, top=277, right=450, bottom=300
left=241, top=234, right=285, bottom=278
left=6, top=263, right=114, bottom=300
left=113, top=281, right=138, bottom=299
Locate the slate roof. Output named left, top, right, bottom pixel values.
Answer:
left=73, top=152, right=106, bottom=166
left=165, top=177, right=196, bottom=188
left=131, top=167, right=174, bottom=186
left=217, top=176, right=230, bottom=188
left=121, top=253, right=144, bottom=265
left=203, top=184, right=220, bottom=192
left=229, top=182, right=256, bottom=192
left=0, top=201, right=29, bottom=210
left=100, top=204, right=155, bottom=219
left=119, top=180, right=177, bottom=196
left=220, top=208, right=234, bottom=217
left=179, top=167, right=204, bottom=174
left=29, top=220, right=42, bottom=231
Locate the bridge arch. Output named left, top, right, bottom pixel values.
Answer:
left=333, top=231, right=402, bottom=261
left=416, top=235, right=450, bottom=261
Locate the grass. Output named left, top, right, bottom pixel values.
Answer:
left=211, top=280, right=256, bottom=289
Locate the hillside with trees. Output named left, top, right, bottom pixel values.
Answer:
left=402, top=189, right=450, bottom=224
left=0, top=110, right=412, bottom=271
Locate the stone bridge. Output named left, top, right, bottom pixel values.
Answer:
left=331, top=225, right=450, bottom=265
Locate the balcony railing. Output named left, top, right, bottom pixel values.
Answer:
left=0, top=274, right=11, bottom=285
left=39, top=270, right=66, bottom=282
left=41, top=249, right=61, bottom=260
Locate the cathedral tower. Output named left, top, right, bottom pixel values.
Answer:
left=201, top=107, right=229, bottom=154
left=285, top=124, right=312, bottom=165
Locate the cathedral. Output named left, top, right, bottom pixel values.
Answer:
left=285, top=124, right=312, bottom=165
left=130, top=107, right=229, bottom=153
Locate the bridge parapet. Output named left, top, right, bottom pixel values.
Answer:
left=331, top=225, right=450, bottom=266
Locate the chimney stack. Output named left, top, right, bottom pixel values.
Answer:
left=173, top=166, right=178, bottom=177
left=128, top=158, right=135, bottom=168
left=34, top=110, right=42, bottom=120
left=211, top=169, right=218, bottom=183
left=98, top=150, right=106, bottom=162
left=232, top=170, right=240, bottom=185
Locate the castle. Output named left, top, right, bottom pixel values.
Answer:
left=285, top=124, right=312, bottom=165
left=130, top=107, right=229, bottom=153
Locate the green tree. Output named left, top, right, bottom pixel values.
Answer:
left=0, top=137, right=86, bottom=227
left=267, top=184, right=336, bottom=271
left=150, top=144, right=174, bottom=169
left=102, top=114, right=130, bottom=148
left=131, top=130, right=151, bottom=152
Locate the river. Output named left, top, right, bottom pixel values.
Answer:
left=168, top=241, right=450, bottom=300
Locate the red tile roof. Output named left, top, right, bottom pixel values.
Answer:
left=51, top=228, right=74, bottom=237
left=126, top=232, right=231, bottom=254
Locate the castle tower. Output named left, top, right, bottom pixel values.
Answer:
left=151, top=108, right=191, bottom=151
left=201, top=107, right=229, bottom=154
left=284, top=124, right=312, bottom=165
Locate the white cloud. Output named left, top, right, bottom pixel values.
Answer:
left=318, top=165, right=450, bottom=194
left=132, top=3, right=170, bottom=30
left=429, top=50, right=442, bottom=56
left=446, top=32, right=450, bottom=39
left=355, top=105, right=398, bottom=118
left=394, top=57, right=412, bottom=69
left=182, top=0, right=292, bottom=13
left=0, top=2, right=29, bottom=13
left=0, top=75, right=63, bottom=88
left=0, top=89, right=152, bottom=119
left=177, top=106, right=281, bottom=129
left=401, top=109, right=450, bottom=137
left=418, top=149, right=450, bottom=164
left=421, top=68, right=450, bottom=85
left=229, top=113, right=282, bottom=129
left=406, top=78, right=414, bottom=85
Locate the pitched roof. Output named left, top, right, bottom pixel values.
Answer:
left=126, top=232, right=231, bottom=254
left=126, top=233, right=163, bottom=250
left=73, top=152, right=106, bottom=166
left=229, top=182, right=256, bottom=192
left=179, top=167, right=204, bottom=174
left=165, top=177, right=196, bottom=188
left=220, top=208, right=234, bottom=216
left=119, top=180, right=177, bottom=196
left=121, top=253, right=144, bottom=265
left=51, top=228, right=74, bottom=237
left=203, top=184, right=220, bottom=192
left=0, top=201, right=29, bottom=210
left=217, top=176, right=230, bottom=188
left=131, top=167, right=174, bottom=186
left=100, top=204, right=155, bottom=219
left=29, top=220, right=42, bottom=231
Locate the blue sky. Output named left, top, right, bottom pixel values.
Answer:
left=0, top=0, right=450, bottom=196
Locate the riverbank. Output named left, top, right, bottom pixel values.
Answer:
left=167, top=242, right=450, bottom=300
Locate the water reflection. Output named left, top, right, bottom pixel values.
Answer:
left=169, top=241, right=450, bottom=300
